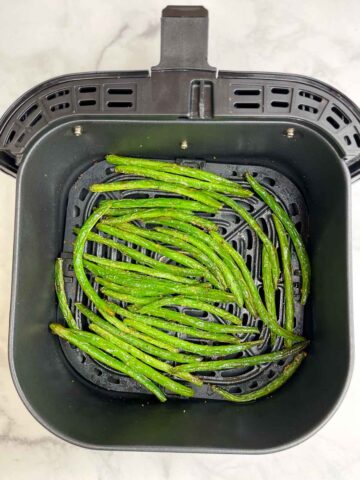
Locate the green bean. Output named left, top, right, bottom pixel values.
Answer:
left=96, top=223, right=218, bottom=285
left=90, top=179, right=222, bottom=208
left=210, top=230, right=304, bottom=343
left=76, top=304, right=200, bottom=362
left=125, top=315, right=242, bottom=344
left=96, top=276, right=228, bottom=301
left=84, top=260, right=211, bottom=293
left=88, top=324, right=202, bottom=386
left=245, top=173, right=310, bottom=304
left=210, top=192, right=280, bottom=288
left=135, top=306, right=259, bottom=334
left=100, top=288, right=154, bottom=306
left=73, top=228, right=201, bottom=278
left=102, top=208, right=217, bottom=231
left=151, top=221, right=246, bottom=310
left=114, top=165, right=252, bottom=197
left=106, top=155, right=252, bottom=191
left=118, top=223, right=226, bottom=288
left=273, top=215, right=295, bottom=348
left=212, top=352, right=306, bottom=402
left=83, top=253, right=197, bottom=285
left=96, top=277, right=166, bottom=297
left=139, top=296, right=242, bottom=325
left=54, top=258, right=78, bottom=329
left=123, top=318, right=263, bottom=356
left=49, top=323, right=166, bottom=402
left=73, top=204, right=115, bottom=315
left=173, top=340, right=308, bottom=373
left=262, top=247, right=277, bottom=346
left=71, top=328, right=193, bottom=397
left=100, top=197, right=218, bottom=213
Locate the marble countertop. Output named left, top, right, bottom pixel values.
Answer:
left=1, top=0, right=359, bottom=478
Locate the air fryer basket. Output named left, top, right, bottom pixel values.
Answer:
left=2, top=6, right=359, bottom=452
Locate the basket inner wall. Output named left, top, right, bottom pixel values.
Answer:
left=9, top=119, right=351, bottom=451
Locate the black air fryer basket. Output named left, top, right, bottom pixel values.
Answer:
left=2, top=6, right=359, bottom=452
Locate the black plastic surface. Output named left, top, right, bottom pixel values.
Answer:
left=8, top=119, right=352, bottom=452
left=60, top=160, right=307, bottom=400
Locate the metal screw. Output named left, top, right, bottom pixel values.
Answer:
left=73, top=125, right=83, bottom=137
left=180, top=139, right=188, bottom=150
left=286, top=127, right=296, bottom=139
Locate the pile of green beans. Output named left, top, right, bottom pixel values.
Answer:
left=51, top=155, right=310, bottom=403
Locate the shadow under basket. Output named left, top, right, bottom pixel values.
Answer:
left=3, top=6, right=358, bottom=452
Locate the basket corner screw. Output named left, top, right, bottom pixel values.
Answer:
left=180, top=139, right=189, bottom=150
left=73, top=125, right=83, bottom=137
left=286, top=127, right=296, bottom=139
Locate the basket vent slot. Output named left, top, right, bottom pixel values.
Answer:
left=326, top=116, right=340, bottom=130
left=271, top=87, right=289, bottom=95
left=298, top=104, right=318, bottom=114
left=234, top=89, right=261, bottom=96
left=234, top=102, right=260, bottom=109
left=5, top=129, right=16, bottom=145
left=79, top=86, right=97, bottom=93
left=79, top=99, right=96, bottom=107
left=103, top=84, right=136, bottom=111
left=331, top=106, right=350, bottom=125
left=299, top=90, right=322, bottom=103
left=271, top=101, right=289, bottom=108
left=19, top=104, right=38, bottom=122
left=107, top=101, right=133, bottom=108
left=50, top=102, right=70, bottom=112
left=47, top=89, right=70, bottom=101
left=108, top=88, right=133, bottom=95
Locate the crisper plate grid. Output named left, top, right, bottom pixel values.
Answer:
left=59, top=159, right=308, bottom=401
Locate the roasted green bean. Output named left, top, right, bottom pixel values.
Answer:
left=153, top=221, right=257, bottom=316
left=273, top=215, right=295, bottom=347
left=210, top=192, right=280, bottom=287
left=262, top=247, right=277, bottom=346
left=123, top=315, right=242, bottom=344
left=135, top=306, right=259, bottom=335
left=71, top=329, right=194, bottom=396
left=245, top=173, right=310, bottom=304
left=73, top=228, right=200, bottom=277
left=96, top=223, right=216, bottom=282
left=100, top=197, right=218, bottom=213
left=123, top=318, right=263, bottom=356
left=212, top=352, right=306, bottom=402
left=54, top=258, right=78, bottom=329
left=118, top=222, right=226, bottom=288
left=210, top=230, right=304, bottom=343
left=90, top=179, right=222, bottom=208
left=173, top=341, right=308, bottom=372
left=88, top=324, right=202, bottom=386
left=102, top=208, right=217, bottom=231
left=83, top=253, right=198, bottom=284
left=106, top=155, right=252, bottom=191
left=76, top=304, right=200, bottom=362
left=49, top=323, right=166, bottom=402
left=139, top=296, right=242, bottom=325
left=114, top=164, right=252, bottom=197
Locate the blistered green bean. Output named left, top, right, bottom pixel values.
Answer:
left=273, top=215, right=295, bottom=347
left=245, top=173, right=310, bottom=304
left=212, top=352, right=306, bottom=402
left=49, top=323, right=166, bottom=402
left=54, top=258, right=77, bottom=329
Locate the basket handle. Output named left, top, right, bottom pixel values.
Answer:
left=152, top=5, right=215, bottom=73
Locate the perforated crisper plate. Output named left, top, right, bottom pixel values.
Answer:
left=59, top=159, right=308, bottom=401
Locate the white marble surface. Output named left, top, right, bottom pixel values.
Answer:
left=1, top=0, right=360, bottom=478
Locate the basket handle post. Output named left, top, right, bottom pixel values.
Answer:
left=152, top=5, right=216, bottom=73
